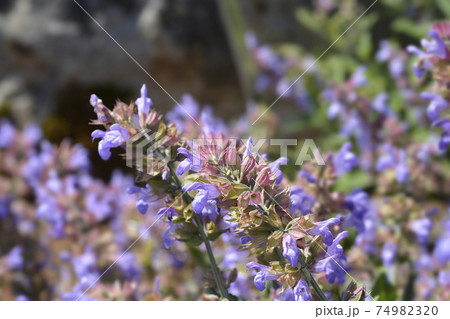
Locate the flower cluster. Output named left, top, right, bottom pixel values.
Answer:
left=408, top=22, right=450, bottom=150
left=0, top=120, right=213, bottom=301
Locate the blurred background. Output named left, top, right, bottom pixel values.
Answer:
left=1, top=0, right=447, bottom=177
left=1, top=0, right=449, bottom=301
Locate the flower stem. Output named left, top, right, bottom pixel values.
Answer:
left=166, top=161, right=229, bottom=300
left=298, top=257, right=328, bottom=301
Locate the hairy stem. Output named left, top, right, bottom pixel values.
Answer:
left=298, top=257, right=328, bottom=301
left=166, top=160, right=229, bottom=299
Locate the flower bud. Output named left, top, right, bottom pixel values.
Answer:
left=242, top=155, right=256, bottom=173
left=250, top=190, right=262, bottom=205
left=145, top=109, right=160, bottom=128
left=223, top=147, right=237, bottom=166
left=238, top=191, right=251, bottom=211
left=255, top=166, right=271, bottom=187
left=249, top=210, right=264, bottom=227
left=274, top=187, right=291, bottom=209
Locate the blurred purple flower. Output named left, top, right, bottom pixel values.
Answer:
left=382, top=242, right=397, bottom=267
left=411, top=217, right=433, bottom=246
left=343, top=189, right=370, bottom=233
left=268, top=157, right=288, bottom=184
left=333, top=142, right=358, bottom=177
left=6, top=246, right=24, bottom=270
left=290, top=186, right=315, bottom=215
left=0, top=119, right=16, bottom=149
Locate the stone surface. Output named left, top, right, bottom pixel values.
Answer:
left=0, top=0, right=245, bottom=127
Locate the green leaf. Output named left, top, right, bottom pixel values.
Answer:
left=436, top=0, right=450, bottom=17
left=295, top=8, right=322, bottom=33
left=392, top=18, right=433, bottom=39
left=402, top=271, right=416, bottom=301
left=372, top=273, right=398, bottom=301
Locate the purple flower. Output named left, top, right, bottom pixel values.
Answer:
left=269, top=157, right=288, bottom=184
left=166, top=94, right=200, bottom=128
left=411, top=217, right=433, bottom=246
left=176, top=147, right=202, bottom=175
left=333, top=142, right=358, bottom=177
left=309, top=217, right=341, bottom=246
left=299, top=170, right=316, bottom=183
left=389, top=56, right=405, bottom=78
left=406, top=45, right=434, bottom=77
left=228, top=272, right=250, bottom=299
left=0, top=196, right=12, bottom=220
left=201, top=200, right=219, bottom=222
left=127, top=184, right=157, bottom=215
left=395, top=151, right=409, bottom=184
left=343, top=189, right=370, bottom=233
left=433, top=118, right=450, bottom=150
left=135, top=84, right=153, bottom=117
left=240, top=236, right=252, bottom=246
left=116, top=252, right=140, bottom=280
left=200, top=107, right=227, bottom=135
left=16, top=295, right=29, bottom=301
left=69, top=144, right=90, bottom=171
left=23, top=123, right=43, bottom=146
left=91, top=124, right=130, bottom=160
left=290, top=186, right=315, bottom=215
left=327, top=101, right=345, bottom=119
left=162, top=223, right=178, bottom=248
left=36, top=194, right=65, bottom=238
left=246, top=262, right=280, bottom=291
left=90, top=94, right=98, bottom=107
left=355, top=217, right=378, bottom=255
left=420, top=92, right=449, bottom=122
left=371, top=93, right=391, bottom=116
left=422, top=29, right=447, bottom=59
left=6, top=246, right=24, bottom=270
left=313, top=231, right=349, bottom=285
left=0, top=119, right=16, bottom=149
left=434, top=219, right=450, bottom=264
left=223, top=248, right=247, bottom=269
left=73, top=247, right=98, bottom=280
left=157, top=207, right=177, bottom=221
left=282, top=234, right=301, bottom=268
left=376, top=40, right=393, bottom=62
left=293, top=280, right=312, bottom=301
left=381, top=242, right=397, bottom=267
left=350, top=66, right=367, bottom=88
left=376, top=146, right=409, bottom=183
left=439, top=271, right=450, bottom=287
left=182, top=182, right=220, bottom=215
left=244, top=137, right=254, bottom=158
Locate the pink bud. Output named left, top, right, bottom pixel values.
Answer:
left=251, top=190, right=262, bottom=205
left=242, top=155, right=256, bottom=173
left=255, top=166, right=272, bottom=187
left=223, top=147, right=237, bottom=165
left=238, top=191, right=251, bottom=210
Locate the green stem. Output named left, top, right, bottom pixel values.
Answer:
left=166, top=160, right=229, bottom=299
left=193, top=214, right=229, bottom=299
left=298, top=257, right=328, bottom=301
